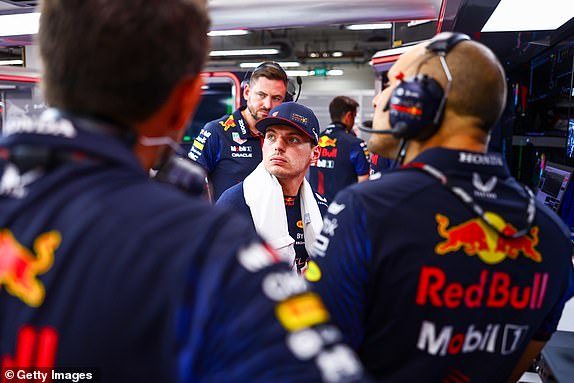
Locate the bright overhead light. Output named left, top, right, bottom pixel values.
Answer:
left=208, top=29, right=249, bottom=37
left=346, top=23, right=392, bottom=31
left=407, top=19, right=434, bottom=27
left=372, top=45, right=415, bottom=58
left=331, top=51, right=344, bottom=57
left=239, top=61, right=300, bottom=68
left=482, top=0, right=574, bottom=32
left=0, top=12, right=40, bottom=37
left=286, top=70, right=312, bottom=77
left=209, top=48, right=280, bottom=57
left=0, top=59, right=23, bottom=66
left=284, top=70, right=344, bottom=77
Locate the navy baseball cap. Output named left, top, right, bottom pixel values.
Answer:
left=255, top=102, right=319, bottom=144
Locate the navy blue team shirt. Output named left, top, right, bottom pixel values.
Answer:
left=308, top=122, right=370, bottom=202
left=309, top=147, right=574, bottom=383
left=217, top=181, right=328, bottom=273
left=188, top=106, right=263, bottom=201
left=0, top=110, right=369, bottom=383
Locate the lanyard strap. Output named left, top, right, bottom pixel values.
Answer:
left=403, top=162, right=536, bottom=239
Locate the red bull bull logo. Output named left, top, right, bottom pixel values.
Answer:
left=391, top=104, right=423, bottom=116
left=219, top=116, right=236, bottom=131
left=435, top=213, right=541, bottom=264
left=0, top=229, right=60, bottom=307
left=318, top=136, right=337, bottom=148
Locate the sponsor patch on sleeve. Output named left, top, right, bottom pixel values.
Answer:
left=275, top=292, right=330, bottom=331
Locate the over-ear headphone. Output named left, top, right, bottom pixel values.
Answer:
left=359, top=32, right=471, bottom=141
left=240, top=61, right=301, bottom=103
left=387, top=32, right=470, bottom=140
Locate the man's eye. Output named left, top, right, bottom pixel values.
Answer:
left=288, top=137, right=301, bottom=144
left=266, top=134, right=275, bottom=141
left=273, top=96, right=283, bottom=102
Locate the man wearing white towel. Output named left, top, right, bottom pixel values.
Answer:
left=218, top=102, right=328, bottom=274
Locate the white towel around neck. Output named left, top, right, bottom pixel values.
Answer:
left=243, top=162, right=323, bottom=262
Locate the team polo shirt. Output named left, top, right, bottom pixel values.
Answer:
left=309, top=147, right=574, bottom=383
left=308, top=122, right=370, bottom=202
left=188, top=106, right=263, bottom=200
left=217, top=182, right=328, bottom=271
left=369, top=153, right=394, bottom=175
left=284, top=195, right=308, bottom=273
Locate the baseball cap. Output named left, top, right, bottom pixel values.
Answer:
left=255, top=102, right=319, bottom=144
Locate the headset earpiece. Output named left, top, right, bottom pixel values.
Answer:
left=388, top=32, right=470, bottom=141
left=389, top=74, right=445, bottom=140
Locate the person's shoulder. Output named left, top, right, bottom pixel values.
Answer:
left=338, top=167, right=434, bottom=210
left=217, top=182, right=245, bottom=205
left=534, top=199, right=572, bottom=240
left=202, top=112, right=237, bottom=134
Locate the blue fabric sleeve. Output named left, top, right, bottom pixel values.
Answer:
left=308, top=190, right=370, bottom=350
left=215, top=183, right=253, bottom=225
left=534, top=262, right=574, bottom=340
left=188, top=122, right=221, bottom=173
left=178, top=211, right=370, bottom=383
left=350, top=140, right=370, bottom=177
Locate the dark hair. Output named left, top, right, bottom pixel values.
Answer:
left=39, top=0, right=210, bottom=126
left=249, top=62, right=288, bottom=87
left=329, top=96, right=359, bottom=122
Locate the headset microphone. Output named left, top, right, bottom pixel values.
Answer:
left=140, top=136, right=209, bottom=198
left=294, top=76, right=302, bottom=102
left=357, top=125, right=396, bottom=135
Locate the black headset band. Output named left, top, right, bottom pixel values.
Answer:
left=427, top=32, right=470, bottom=54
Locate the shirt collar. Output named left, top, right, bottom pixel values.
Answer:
left=409, top=147, right=510, bottom=178
left=234, top=106, right=258, bottom=138
left=0, top=108, right=145, bottom=174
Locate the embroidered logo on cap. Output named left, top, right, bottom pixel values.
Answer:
left=291, top=113, right=309, bottom=126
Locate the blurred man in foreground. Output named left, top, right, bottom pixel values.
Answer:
left=0, top=1, right=368, bottom=382
left=309, top=32, right=574, bottom=383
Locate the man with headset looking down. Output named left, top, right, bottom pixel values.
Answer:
left=308, top=32, right=574, bottom=382
left=189, top=62, right=289, bottom=200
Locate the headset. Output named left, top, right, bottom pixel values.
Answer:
left=360, top=33, right=537, bottom=239
left=240, top=61, right=302, bottom=103
left=359, top=32, right=470, bottom=141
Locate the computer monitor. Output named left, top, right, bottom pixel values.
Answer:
left=536, top=161, right=574, bottom=212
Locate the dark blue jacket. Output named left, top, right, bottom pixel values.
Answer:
left=308, top=123, right=370, bottom=202
left=309, top=147, right=574, bottom=383
left=188, top=107, right=263, bottom=201
left=0, top=110, right=369, bottom=383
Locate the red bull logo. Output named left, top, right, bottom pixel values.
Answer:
left=320, top=148, right=338, bottom=158
left=0, top=229, right=60, bottom=307
left=318, top=136, right=337, bottom=148
left=391, top=104, right=423, bottom=116
left=435, top=213, right=541, bottom=264
left=219, top=116, right=236, bottom=131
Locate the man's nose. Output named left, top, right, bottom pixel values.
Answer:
left=273, top=137, right=286, bottom=151
left=262, top=96, right=272, bottom=110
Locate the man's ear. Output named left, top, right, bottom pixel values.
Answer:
left=343, top=111, right=354, bottom=129
left=168, top=75, right=204, bottom=140
left=311, top=144, right=321, bottom=164
left=243, top=83, right=251, bottom=101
